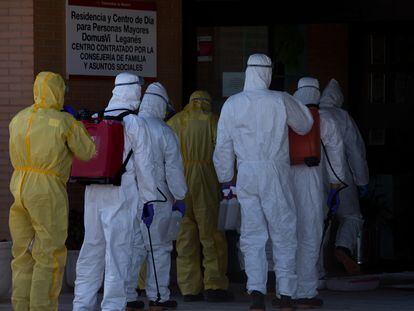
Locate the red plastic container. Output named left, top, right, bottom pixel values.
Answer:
left=288, top=105, right=321, bottom=167
left=70, top=119, right=125, bottom=184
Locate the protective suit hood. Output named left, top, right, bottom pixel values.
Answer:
left=139, top=82, right=168, bottom=119
left=293, top=77, right=320, bottom=106
left=184, top=90, right=212, bottom=113
left=243, top=54, right=272, bottom=91
left=33, top=71, right=65, bottom=110
left=107, top=72, right=143, bottom=111
left=319, top=78, right=344, bottom=108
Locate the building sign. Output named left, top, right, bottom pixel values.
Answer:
left=66, top=0, right=157, bottom=78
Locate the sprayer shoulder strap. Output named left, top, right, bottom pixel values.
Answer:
left=114, top=110, right=137, bottom=176
left=106, top=109, right=136, bottom=170
left=113, top=148, right=133, bottom=186
left=99, top=108, right=138, bottom=121
left=120, top=149, right=134, bottom=172
left=120, top=113, right=138, bottom=170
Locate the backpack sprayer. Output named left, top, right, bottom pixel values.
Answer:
left=70, top=108, right=138, bottom=186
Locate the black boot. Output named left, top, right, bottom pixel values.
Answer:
left=296, top=297, right=323, bottom=309
left=272, top=296, right=297, bottom=309
left=125, top=300, right=145, bottom=311
left=149, top=300, right=178, bottom=309
left=250, top=290, right=265, bottom=310
left=183, top=293, right=204, bottom=302
left=272, top=297, right=280, bottom=307
left=279, top=295, right=294, bottom=311
left=205, top=289, right=234, bottom=302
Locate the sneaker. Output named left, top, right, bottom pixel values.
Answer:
left=205, top=289, right=234, bottom=302
left=296, top=297, right=323, bottom=309
left=149, top=300, right=178, bottom=309
left=183, top=293, right=204, bottom=302
left=125, top=300, right=145, bottom=311
left=249, top=290, right=265, bottom=310
left=335, top=246, right=361, bottom=275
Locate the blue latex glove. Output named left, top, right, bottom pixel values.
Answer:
left=172, top=200, right=186, bottom=217
left=327, top=188, right=340, bottom=215
left=62, top=105, right=78, bottom=119
left=142, top=203, right=154, bottom=228
left=358, top=184, right=369, bottom=198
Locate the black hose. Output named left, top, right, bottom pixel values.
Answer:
left=319, top=140, right=349, bottom=253
left=144, top=186, right=167, bottom=304
left=321, top=140, right=348, bottom=189
left=146, top=187, right=168, bottom=204
left=147, top=225, right=162, bottom=303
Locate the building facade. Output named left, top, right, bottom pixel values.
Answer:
left=0, top=0, right=182, bottom=239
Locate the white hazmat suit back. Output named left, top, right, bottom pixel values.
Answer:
left=319, top=79, right=369, bottom=252
left=73, top=73, right=156, bottom=311
left=213, top=54, right=313, bottom=296
left=292, top=77, right=345, bottom=299
left=126, top=82, right=187, bottom=303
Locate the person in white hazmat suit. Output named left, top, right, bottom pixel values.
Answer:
left=284, top=77, right=345, bottom=308
left=73, top=73, right=157, bottom=311
left=319, top=79, right=369, bottom=275
left=125, top=82, right=188, bottom=310
left=213, top=53, right=314, bottom=311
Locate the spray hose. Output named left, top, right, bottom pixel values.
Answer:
left=146, top=187, right=168, bottom=204
left=144, top=187, right=167, bottom=304
left=319, top=140, right=349, bottom=253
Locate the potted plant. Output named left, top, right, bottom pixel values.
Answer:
left=65, top=209, right=84, bottom=288
left=0, top=239, right=12, bottom=299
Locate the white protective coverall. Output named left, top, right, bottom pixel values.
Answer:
left=292, top=77, right=345, bottom=299
left=126, top=82, right=188, bottom=303
left=319, top=79, right=369, bottom=252
left=73, top=73, right=157, bottom=311
left=213, top=54, right=314, bottom=296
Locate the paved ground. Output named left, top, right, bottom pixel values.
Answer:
left=1, top=273, right=413, bottom=310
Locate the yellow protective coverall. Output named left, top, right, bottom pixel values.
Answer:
left=167, top=91, right=229, bottom=295
left=8, top=72, right=96, bottom=311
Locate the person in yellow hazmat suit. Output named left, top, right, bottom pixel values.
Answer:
left=167, top=90, right=233, bottom=303
left=8, top=71, right=96, bottom=311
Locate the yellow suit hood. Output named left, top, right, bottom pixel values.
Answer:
left=184, top=90, right=212, bottom=113
left=33, top=71, right=65, bottom=110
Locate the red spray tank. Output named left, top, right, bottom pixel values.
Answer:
left=288, top=104, right=321, bottom=167
left=70, top=109, right=134, bottom=185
